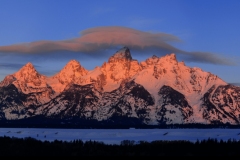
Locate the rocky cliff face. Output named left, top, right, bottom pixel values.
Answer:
left=0, top=47, right=239, bottom=125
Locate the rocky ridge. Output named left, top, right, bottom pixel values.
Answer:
left=0, top=47, right=239, bottom=126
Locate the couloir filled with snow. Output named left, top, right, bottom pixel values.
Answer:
left=0, top=47, right=239, bottom=125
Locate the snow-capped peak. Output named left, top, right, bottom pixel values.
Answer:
left=1, top=47, right=239, bottom=126
left=16, top=62, right=37, bottom=74
left=4, top=62, right=50, bottom=95
left=0, top=75, right=16, bottom=87
left=160, top=53, right=177, bottom=62
left=108, top=46, right=132, bottom=62
left=48, top=60, right=88, bottom=93
left=99, top=47, right=141, bottom=92
left=0, top=62, right=39, bottom=87
left=54, top=59, right=88, bottom=78
left=65, top=59, right=81, bottom=68
left=13, top=62, right=42, bottom=81
left=24, top=62, right=35, bottom=68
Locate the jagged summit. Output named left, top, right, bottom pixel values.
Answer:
left=18, top=62, right=36, bottom=72
left=0, top=47, right=239, bottom=126
left=50, top=59, right=88, bottom=89
left=24, top=62, right=35, bottom=68
left=57, top=59, right=88, bottom=75
left=0, top=75, right=16, bottom=87
left=108, top=46, right=132, bottom=62
left=161, top=53, right=177, bottom=61
left=65, top=59, right=81, bottom=67
left=3, top=62, right=49, bottom=94
left=13, top=62, right=41, bottom=80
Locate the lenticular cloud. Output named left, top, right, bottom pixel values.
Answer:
left=0, top=26, right=234, bottom=65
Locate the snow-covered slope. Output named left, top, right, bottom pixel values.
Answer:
left=47, top=60, right=88, bottom=93
left=0, top=63, right=54, bottom=119
left=1, top=63, right=54, bottom=101
left=0, top=47, right=239, bottom=125
left=99, top=47, right=141, bottom=92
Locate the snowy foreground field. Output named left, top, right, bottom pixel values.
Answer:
left=1, top=128, right=240, bottom=145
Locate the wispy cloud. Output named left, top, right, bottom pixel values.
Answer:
left=0, top=26, right=234, bottom=65
left=0, top=62, right=44, bottom=72
left=0, top=63, right=33, bottom=70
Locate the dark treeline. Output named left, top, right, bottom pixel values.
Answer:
left=0, top=136, right=240, bottom=156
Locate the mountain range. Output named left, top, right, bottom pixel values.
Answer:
left=0, top=47, right=239, bottom=127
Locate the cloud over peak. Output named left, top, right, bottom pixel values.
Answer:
left=0, top=26, right=234, bottom=65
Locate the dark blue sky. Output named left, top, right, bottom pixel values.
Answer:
left=0, top=0, right=240, bottom=83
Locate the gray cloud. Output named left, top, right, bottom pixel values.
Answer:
left=182, top=51, right=233, bottom=65
left=0, top=62, right=41, bottom=70
left=0, top=26, right=234, bottom=65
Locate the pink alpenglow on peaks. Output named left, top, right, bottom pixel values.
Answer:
left=52, top=59, right=88, bottom=83
left=48, top=60, right=88, bottom=93
left=109, top=47, right=132, bottom=62
left=0, top=47, right=238, bottom=125
left=11, top=62, right=48, bottom=91
left=13, top=62, right=41, bottom=81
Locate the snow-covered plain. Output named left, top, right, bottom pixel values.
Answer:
left=1, top=128, right=240, bottom=145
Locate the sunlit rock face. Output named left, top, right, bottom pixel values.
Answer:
left=0, top=47, right=239, bottom=125
left=47, top=60, right=88, bottom=93
left=12, top=62, right=49, bottom=94
left=0, top=63, right=54, bottom=108
left=100, top=47, right=142, bottom=92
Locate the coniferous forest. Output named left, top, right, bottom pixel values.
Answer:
left=0, top=136, right=240, bottom=156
